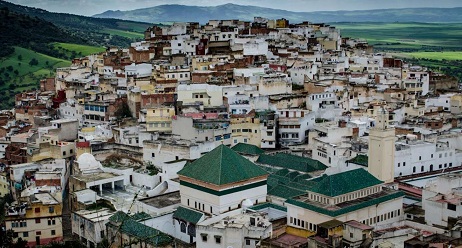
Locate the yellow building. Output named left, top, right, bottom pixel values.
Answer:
left=230, top=113, right=261, bottom=147
left=4, top=193, right=63, bottom=247
left=0, top=172, right=9, bottom=197
left=145, top=106, right=176, bottom=132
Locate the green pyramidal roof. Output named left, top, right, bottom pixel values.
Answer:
left=231, top=143, right=265, bottom=155
left=310, top=168, right=383, bottom=197
left=178, top=144, right=268, bottom=185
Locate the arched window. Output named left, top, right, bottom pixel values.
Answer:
left=413, top=166, right=416, bottom=173
left=180, top=222, right=186, bottom=233
left=188, top=224, right=196, bottom=237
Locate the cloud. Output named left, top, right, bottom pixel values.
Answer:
left=6, top=0, right=462, bottom=16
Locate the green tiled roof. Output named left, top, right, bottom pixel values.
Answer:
left=120, top=218, right=172, bottom=245
left=178, top=145, right=268, bottom=185
left=250, top=202, right=287, bottom=212
left=310, top=169, right=383, bottom=197
left=107, top=211, right=172, bottom=246
left=231, top=143, right=265, bottom=155
left=132, top=212, right=151, bottom=221
left=268, top=184, right=307, bottom=199
left=257, top=153, right=327, bottom=173
left=286, top=191, right=405, bottom=217
left=173, top=206, right=204, bottom=224
left=109, top=211, right=129, bottom=223
left=347, top=155, right=369, bottom=167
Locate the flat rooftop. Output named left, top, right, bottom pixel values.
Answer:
left=73, top=172, right=122, bottom=183
left=140, top=191, right=181, bottom=209
left=75, top=208, right=115, bottom=222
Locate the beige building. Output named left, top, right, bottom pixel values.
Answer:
left=450, top=94, right=462, bottom=114
left=285, top=168, right=404, bottom=238
left=145, top=106, right=175, bottom=132
left=4, top=193, right=63, bottom=247
left=0, top=172, right=9, bottom=197
left=368, top=107, right=395, bottom=183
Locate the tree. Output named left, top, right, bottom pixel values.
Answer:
left=114, top=101, right=132, bottom=119
left=17, top=54, right=22, bottom=61
left=13, top=69, right=18, bottom=75
left=29, top=58, right=39, bottom=66
left=0, top=230, right=28, bottom=248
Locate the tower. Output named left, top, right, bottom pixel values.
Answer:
left=368, top=107, right=395, bottom=183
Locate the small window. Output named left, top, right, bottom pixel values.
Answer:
left=246, top=239, right=251, bottom=245
left=23, top=232, right=28, bottom=237
left=35, top=219, right=41, bottom=224
left=448, top=204, right=457, bottom=211
left=35, top=208, right=40, bottom=213
left=49, top=207, right=54, bottom=213
left=51, top=230, right=56, bottom=236
left=215, top=236, right=221, bottom=244
left=201, top=234, right=208, bottom=242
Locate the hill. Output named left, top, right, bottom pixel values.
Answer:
left=0, top=47, right=71, bottom=109
left=0, top=1, right=152, bottom=48
left=93, top=3, right=462, bottom=24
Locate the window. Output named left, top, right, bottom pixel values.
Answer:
left=35, top=219, right=41, bottom=224
left=246, top=239, right=251, bottom=245
left=48, top=219, right=56, bottom=225
left=152, top=153, right=155, bottom=158
left=215, top=236, right=221, bottom=244
left=23, top=232, right=28, bottom=237
left=35, top=208, right=40, bottom=213
left=403, top=162, right=406, bottom=166
left=201, top=234, right=208, bottom=242
left=49, top=207, right=54, bottom=213
left=180, top=222, right=186, bottom=233
left=448, top=204, right=457, bottom=211
left=51, top=230, right=56, bottom=236
left=36, top=231, right=41, bottom=236
left=20, top=222, right=27, bottom=227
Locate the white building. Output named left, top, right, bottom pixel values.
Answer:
left=277, top=109, right=315, bottom=147
left=285, top=169, right=404, bottom=237
left=125, top=63, right=153, bottom=78
left=72, top=208, right=114, bottom=248
left=422, top=173, right=462, bottom=228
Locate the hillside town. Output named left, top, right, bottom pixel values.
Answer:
left=1, top=17, right=462, bottom=248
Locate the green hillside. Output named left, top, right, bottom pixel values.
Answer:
left=334, top=22, right=462, bottom=51
left=53, top=43, right=106, bottom=58
left=0, top=47, right=71, bottom=109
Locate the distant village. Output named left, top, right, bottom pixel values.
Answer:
left=1, top=17, right=462, bottom=248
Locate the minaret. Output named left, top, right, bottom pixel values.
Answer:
left=368, top=107, right=395, bottom=183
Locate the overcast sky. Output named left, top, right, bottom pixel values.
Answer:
left=7, top=0, right=462, bottom=16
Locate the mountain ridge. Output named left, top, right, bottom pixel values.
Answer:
left=93, top=4, right=462, bottom=23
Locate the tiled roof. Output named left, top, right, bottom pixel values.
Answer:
left=231, top=143, right=265, bottom=155
left=268, top=184, right=306, bottom=199
left=347, top=154, right=368, bottom=167
left=178, top=145, right=268, bottom=185
left=250, top=202, right=287, bottom=212
left=286, top=191, right=405, bottom=217
left=109, top=211, right=129, bottom=223
left=120, top=218, right=172, bottom=245
left=108, top=211, right=171, bottom=246
left=309, top=168, right=382, bottom=197
left=173, top=206, right=204, bottom=224
left=257, top=153, right=327, bottom=173
left=131, top=212, right=151, bottom=221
